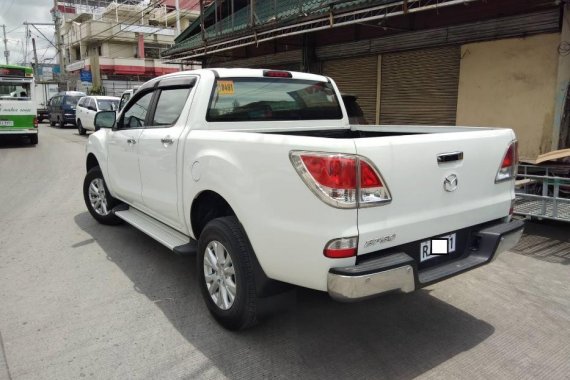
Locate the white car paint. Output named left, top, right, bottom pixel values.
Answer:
left=76, top=96, right=120, bottom=132
left=86, top=68, right=518, bottom=292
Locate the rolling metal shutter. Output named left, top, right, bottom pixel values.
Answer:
left=323, top=55, right=378, bottom=124
left=380, top=46, right=460, bottom=125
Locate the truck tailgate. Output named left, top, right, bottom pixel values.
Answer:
left=354, top=127, right=516, bottom=256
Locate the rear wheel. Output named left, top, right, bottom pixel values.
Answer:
left=50, top=119, right=55, bottom=127
left=29, top=134, right=38, bottom=145
left=77, top=120, right=86, bottom=135
left=197, top=216, right=259, bottom=330
left=83, top=166, right=122, bottom=225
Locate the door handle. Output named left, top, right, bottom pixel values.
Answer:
left=161, top=137, right=174, bottom=145
left=127, top=138, right=137, bottom=145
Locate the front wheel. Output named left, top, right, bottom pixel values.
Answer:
left=77, top=120, right=86, bottom=135
left=83, top=166, right=122, bottom=225
left=197, top=216, right=259, bottom=330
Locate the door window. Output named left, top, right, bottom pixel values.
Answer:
left=120, top=91, right=154, bottom=129
left=150, top=88, right=190, bottom=127
left=87, top=98, right=96, bottom=111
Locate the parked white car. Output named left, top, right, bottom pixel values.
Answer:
left=76, top=96, right=120, bottom=135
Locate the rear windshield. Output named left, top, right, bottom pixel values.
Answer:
left=0, top=82, right=31, bottom=100
left=207, top=78, right=343, bottom=122
left=65, top=96, right=83, bottom=106
left=98, top=99, right=119, bottom=111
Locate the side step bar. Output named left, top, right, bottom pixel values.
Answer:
left=113, top=206, right=196, bottom=255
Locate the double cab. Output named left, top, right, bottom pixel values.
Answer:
left=84, top=68, right=524, bottom=330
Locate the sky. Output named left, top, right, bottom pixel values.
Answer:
left=0, top=0, right=58, bottom=66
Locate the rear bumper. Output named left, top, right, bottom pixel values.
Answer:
left=63, top=115, right=76, bottom=124
left=0, top=129, right=38, bottom=135
left=327, top=219, right=524, bottom=301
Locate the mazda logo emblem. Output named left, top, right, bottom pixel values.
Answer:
left=444, top=174, right=458, bottom=192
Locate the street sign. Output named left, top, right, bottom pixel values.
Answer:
left=80, top=69, right=92, bottom=83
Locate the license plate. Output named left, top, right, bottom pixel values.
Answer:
left=0, top=120, right=14, bottom=127
left=420, top=233, right=456, bottom=262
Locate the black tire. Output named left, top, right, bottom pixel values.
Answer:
left=83, top=166, right=123, bottom=225
left=50, top=119, right=55, bottom=127
left=29, top=134, right=38, bottom=145
left=77, top=120, right=86, bottom=135
left=197, top=216, right=259, bottom=330
left=56, top=118, right=62, bottom=128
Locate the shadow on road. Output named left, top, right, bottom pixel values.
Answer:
left=74, top=211, right=494, bottom=379
left=511, top=220, right=570, bottom=265
left=0, top=135, right=36, bottom=149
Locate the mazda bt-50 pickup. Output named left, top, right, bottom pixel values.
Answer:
left=83, top=68, right=524, bottom=330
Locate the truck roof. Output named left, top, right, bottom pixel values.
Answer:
left=150, top=68, right=330, bottom=83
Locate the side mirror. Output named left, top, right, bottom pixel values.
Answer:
left=94, top=111, right=116, bottom=129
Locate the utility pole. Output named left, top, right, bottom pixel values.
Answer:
left=52, top=0, right=65, bottom=79
left=1, top=25, right=9, bottom=65
left=32, top=38, right=39, bottom=79
left=24, top=24, right=29, bottom=66
left=175, top=0, right=181, bottom=36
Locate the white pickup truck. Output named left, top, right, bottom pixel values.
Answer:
left=84, top=68, right=524, bottom=330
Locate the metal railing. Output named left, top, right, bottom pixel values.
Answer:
left=514, top=164, right=570, bottom=223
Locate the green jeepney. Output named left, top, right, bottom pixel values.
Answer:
left=0, top=65, right=38, bottom=145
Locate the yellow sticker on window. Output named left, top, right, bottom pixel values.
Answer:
left=217, top=80, right=235, bottom=95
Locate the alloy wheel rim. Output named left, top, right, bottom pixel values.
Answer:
left=88, top=178, right=110, bottom=216
left=203, top=240, right=236, bottom=310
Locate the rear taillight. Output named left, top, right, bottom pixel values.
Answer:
left=33, top=117, right=38, bottom=128
left=495, top=140, right=518, bottom=183
left=324, top=236, right=358, bottom=258
left=290, top=151, right=391, bottom=208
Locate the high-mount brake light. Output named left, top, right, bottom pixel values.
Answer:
left=495, top=141, right=518, bottom=183
left=263, top=70, right=292, bottom=78
left=290, top=151, right=391, bottom=209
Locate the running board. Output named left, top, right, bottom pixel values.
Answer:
left=114, top=207, right=196, bottom=255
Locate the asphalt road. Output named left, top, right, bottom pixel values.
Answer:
left=0, top=124, right=569, bottom=380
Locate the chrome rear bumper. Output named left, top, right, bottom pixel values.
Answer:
left=328, top=219, right=524, bottom=301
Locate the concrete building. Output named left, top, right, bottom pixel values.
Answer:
left=163, top=0, right=570, bottom=160
left=57, top=0, right=200, bottom=96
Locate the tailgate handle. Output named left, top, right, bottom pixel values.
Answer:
left=437, top=151, right=464, bottom=163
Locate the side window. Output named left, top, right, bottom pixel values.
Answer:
left=78, top=98, right=86, bottom=108
left=87, top=98, right=95, bottom=110
left=150, top=88, right=190, bottom=127
left=121, top=91, right=154, bottom=129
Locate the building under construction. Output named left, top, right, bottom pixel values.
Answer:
left=56, top=0, right=200, bottom=95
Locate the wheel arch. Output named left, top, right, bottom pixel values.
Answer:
left=190, top=190, right=291, bottom=297
left=190, top=190, right=236, bottom=240
left=86, top=153, right=99, bottom=173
